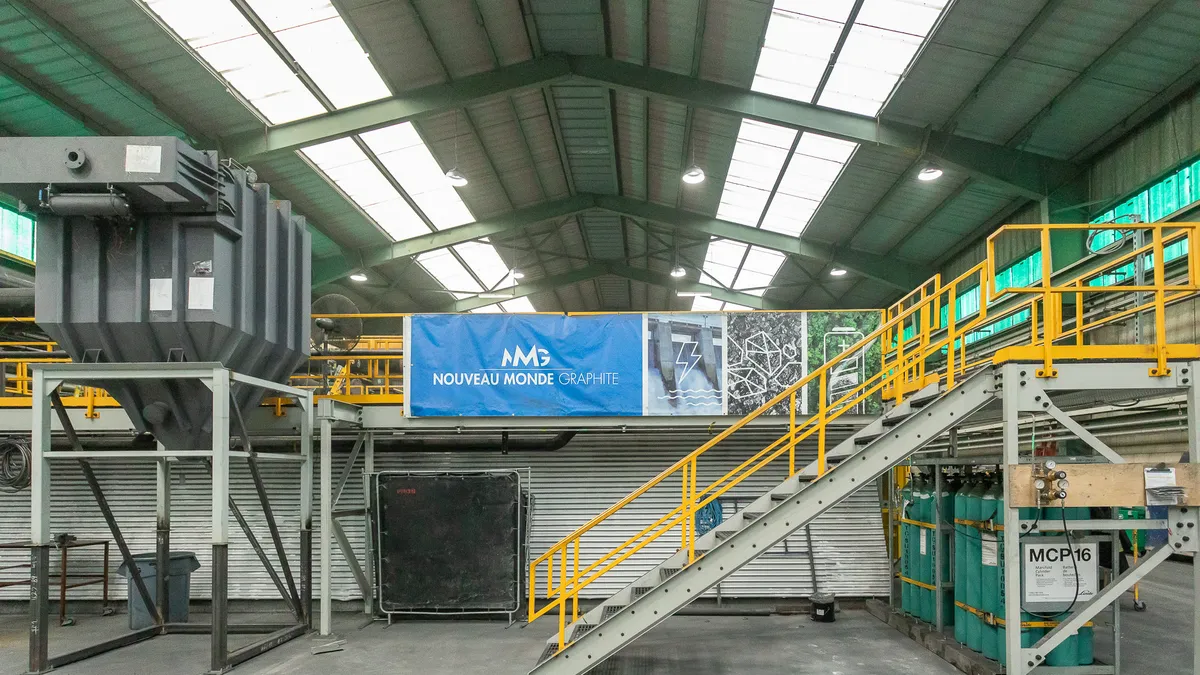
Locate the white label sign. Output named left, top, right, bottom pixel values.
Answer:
left=1022, top=541, right=1098, bottom=605
left=919, top=528, right=927, bottom=555
left=981, top=533, right=998, bottom=567
left=125, top=144, right=162, bottom=174
left=149, top=278, right=172, bottom=312
left=187, top=276, right=214, bottom=311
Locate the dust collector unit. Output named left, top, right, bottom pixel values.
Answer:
left=0, top=137, right=311, bottom=450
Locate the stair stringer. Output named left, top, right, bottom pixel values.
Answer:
left=529, top=366, right=998, bottom=675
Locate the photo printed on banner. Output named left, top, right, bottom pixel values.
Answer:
left=645, top=313, right=724, bottom=415
left=806, top=311, right=883, bottom=416
left=726, top=312, right=808, bottom=416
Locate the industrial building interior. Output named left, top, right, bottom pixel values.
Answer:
left=0, top=0, right=1198, bottom=674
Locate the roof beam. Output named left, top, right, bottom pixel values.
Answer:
left=451, top=264, right=609, bottom=312
left=567, top=56, right=1080, bottom=199
left=594, top=196, right=930, bottom=290
left=311, top=195, right=595, bottom=286
left=313, top=194, right=933, bottom=290
left=223, top=56, right=572, bottom=160
left=605, top=263, right=787, bottom=309
left=223, top=55, right=1081, bottom=199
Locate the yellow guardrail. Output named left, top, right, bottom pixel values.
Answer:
left=527, top=221, right=1200, bottom=650
left=0, top=328, right=405, bottom=410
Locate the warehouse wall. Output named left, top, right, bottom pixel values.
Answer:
left=0, top=428, right=890, bottom=606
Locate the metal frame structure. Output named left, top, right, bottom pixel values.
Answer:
left=317, top=397, right=364, bottom=636
left=26, top=362, right=314, bottom=674
left=998, top=360, right=1200, bottom=674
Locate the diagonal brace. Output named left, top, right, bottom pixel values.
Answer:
left=1040, top=397, right=1125, bottom=464
left=331, top=433, right=365, bottom=507
left=49, top=393, right=161, bottom=626
left=1021, top=543, right=1173, bottom=673
left=230, top=395, right=303, bottom=617
left=329, top=518, right=369, bottom=601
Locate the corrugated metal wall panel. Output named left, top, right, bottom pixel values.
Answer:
left=1089, top=87, right=1200, bottom=209
left=0, top=429, right=889, bottom=604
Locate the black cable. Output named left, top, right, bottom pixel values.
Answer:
left=0, top=436, right=32, bottom=492
left=1022, top=498, right=1082, bottom=621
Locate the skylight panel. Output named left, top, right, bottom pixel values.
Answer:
left=363, top=122, right=475, bottom=230
left=501, top=297, right=537, bottom=313
left=817, top=0, right=948, bottom=117
left=703, top=240, right=748, bottom=288
left=246, top=0, right=390, bottom=109
left=469, top=304, right=503, bottom=314
left=752, top=8, right=845, bottom=101
left=417, top=249, right=483, bottom=297
left=722, top=302, right=753, bottom=311
left=453, top=242, right=512, bottom=290
left=715, top=120, right=796, bottom=226
left=691, top=296, right=725, bottom=312
left=143, top=0, right=324, bottom=124
left=734, top=247, right=785, bottom=296
left=301, top=138, right=431, bottom=242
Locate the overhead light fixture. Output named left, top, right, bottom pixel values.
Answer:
left=445, top=167, right=469, bottom=187
left=917, top=164, right=943, bottom=182
left=670, top=265, right=687, bottom=278
left=829, top=267, right=848, bottom=277
left=677, top=291, right=711, bottom=298
left=511, top=269, right=525, bottom=280
left=349, top=272, right=368, bottom=282
left=682, top=164, right=706, bottom=184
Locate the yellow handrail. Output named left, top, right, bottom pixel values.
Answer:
left=528, top=221, right=1200, bottom=651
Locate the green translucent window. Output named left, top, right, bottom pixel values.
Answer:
left=1089, top=156, right=1200, bottom=253
left=0, top=205, right=35, bottom=263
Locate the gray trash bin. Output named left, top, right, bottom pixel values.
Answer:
left=116, top=552, right=200, bottom=629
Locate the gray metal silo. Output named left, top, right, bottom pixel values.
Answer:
left=0, top=137, right=311, bottom=450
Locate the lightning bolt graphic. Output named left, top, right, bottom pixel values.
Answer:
left=675, top=341, right=701, bottom=385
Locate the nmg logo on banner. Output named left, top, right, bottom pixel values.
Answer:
left=502, top=345, right=550, bottom=368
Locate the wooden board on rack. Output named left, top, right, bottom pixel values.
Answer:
left=1008, top=463, right=1200, bottom=507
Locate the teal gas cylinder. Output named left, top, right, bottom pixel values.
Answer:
left=900, top=478, right=916, bottom=616
left=1041, top=505, right=1095, bottom=667
left=953, top=477, right=973, bottom=644
left=916, top=476, right=934, bottom=622
left=938, top=477, right=958, bottom=627
left=988, top=490, right=1044, bottom=666
left=964, top=476, right=989, bottom=651
left=978, top=479, right=1001, bottom=661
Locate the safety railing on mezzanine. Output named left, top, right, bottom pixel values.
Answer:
left=527, top=221, right=1200, bottom=652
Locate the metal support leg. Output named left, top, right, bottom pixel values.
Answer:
left=363, top=432, right=375, bottom=616
left=1001, top=365, right=1024, bottom=671
left=50, top=394, right=160, bottom=626
left=29, top=369, right=51, bottom=673
left=300, top=393, right=314, bottom=628
left=156, top=445, right=171, bottom=625
left=1188, top=362, right=1200, bottom=675
left=210, top=368, right=230, bottom=674
left=319, top=417, right=333, bottom=636
left=28, top=546, right=49, bottom=673
left=934, top=468, right=944, bottom=632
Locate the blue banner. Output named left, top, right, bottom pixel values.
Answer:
left=408, top=314, right=643, bottom=416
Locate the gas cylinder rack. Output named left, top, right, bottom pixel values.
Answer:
left=886, top=361, right=1200, bottom=675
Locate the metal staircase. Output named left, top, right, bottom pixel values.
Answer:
left=526, top=221, right=1200, bottom=675
left=531, top=371, right=996, bottom=673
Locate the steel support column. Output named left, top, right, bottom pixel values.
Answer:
left=300, top=392, right=314, bottom=627
left=363, top=432, right=375, bottom=616
left=1001, top=364, right=1024, bottom=670
left=319, top=416, right=333, bottom=635
left=156, top=443, right=171, bottom=625
left=211, top=367, right=230, bottom=673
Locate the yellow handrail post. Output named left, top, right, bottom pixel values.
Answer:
left=946, top=284, right=957, bottom=390
left=529, top=561, right=536, bottom=621
left=817, top=369, right=828, bottom=476
left=1152, top=225, right=1169, bottom=376
left=895, top=320, right=905, bottom=406
left=559, top=546, right=568, bottom=648
left=681, top=461, right=691, bottom=552
left=1039, top=227, right=1057, bottom=378
left=572, top=539, right=579, bottom=621
left=688, top=457, right=697, bottom=564
left=788, top=391, right=797, bottom=477
left=1075, top=279, right=1084, bottom=347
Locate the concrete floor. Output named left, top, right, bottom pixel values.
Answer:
left=0, top=561, right=1195, bottom=675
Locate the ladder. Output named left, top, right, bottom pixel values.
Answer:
left=526, top=221, right=1200, bottom=675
